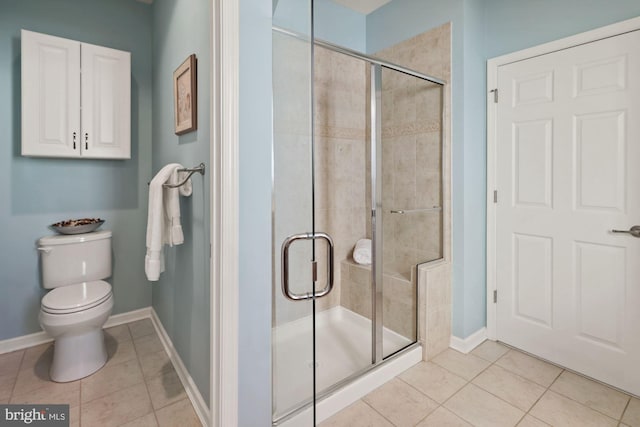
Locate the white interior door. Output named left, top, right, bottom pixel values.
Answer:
left=495, top=30, right=640, bottom=396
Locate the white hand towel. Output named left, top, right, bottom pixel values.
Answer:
left=145, top=163, right=192, bottom=281
left=353, top=238, right=372, bottom=265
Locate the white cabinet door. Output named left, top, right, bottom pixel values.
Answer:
left=21, top=30, right=80, bottom=157
left=495, top=30, right=640, bottom=396
left=81, top=43, right=131, bottom=159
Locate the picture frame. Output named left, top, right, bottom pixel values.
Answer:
left=173, top=54, right=197, bottom=135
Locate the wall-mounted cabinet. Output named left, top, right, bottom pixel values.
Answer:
left=21, top=30, right=131, bottom=159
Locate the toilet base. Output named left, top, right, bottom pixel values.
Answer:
left=50, top=329, right=108, bottom=382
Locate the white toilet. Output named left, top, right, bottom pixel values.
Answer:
left=37, top=230, right=114, bottom=382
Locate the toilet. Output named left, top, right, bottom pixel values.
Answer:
left=37, top=230, right=114, bottom=382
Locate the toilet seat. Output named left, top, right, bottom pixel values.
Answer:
left=42, top=280, right=112, bottom=315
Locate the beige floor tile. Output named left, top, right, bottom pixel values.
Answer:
left=415, top=406, right=473, bottom=426
left=444, top=383, right=524, bottom=427
left=81, top=383, right=153, bottom=427
left=10, top=380, right=79, bottom=407
left=517, top=415, right=550, bottom=426
left=363, top=377, right=438, bottom=426
left=146, top=367, right=187, bottom=410
left=134, top=333, right=164, bottom=357
left=69, top=405, right=80, bottom=427
left=19, top=343, right=53, bottom=371
left=105, top=324, right=133, bottom=343
left=530, top=390, right=618, bottom=427
left=12, top=351, right=53, bottom=396
left=129, top=319, right=156, bottom=339
left=399, top=361, right=467, bottom=404
left=121, top=412, right=159, bottom=427
left=550, top=371, right=630, bottom=419
left=139, top=350, right=173, bottom=379
left=81, top=358, right=144, bottom=403
left=471, top=340, right=509, bottom=362
left=621, top=424, right=631, bottom=427
left=472, top=365, right=546, bottom=411
left=623, top=397, right=640, bottom=426
left=0, top=373, right=16, bottom=400
left=155, top=398, right=202, bottom=427
left=0, top=350, right=24, bottom=377
left=432, top=348, right=491, bottom=380
left=319, top=400, right=393, bottom=427
left=495, top=350, right=562, bottom=387
left=105, top=337, right=138, bottom=367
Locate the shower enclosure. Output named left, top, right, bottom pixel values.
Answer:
left=272, top=23, right=444, bottom=425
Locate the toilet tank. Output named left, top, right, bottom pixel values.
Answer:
left=38, top=230, right=112, bottom=289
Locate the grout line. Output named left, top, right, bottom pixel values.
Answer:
left=619, top=397, right=631, bottom=423
left=8, top=349, right=26, bottom=399
left=360, top=398, right=397, bottom=426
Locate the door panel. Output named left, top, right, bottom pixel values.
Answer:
left=81, top=43, right=131, bottom=159
left=21, top=30, right=80, bottom=157
left=496, top=30, right=640, bottom=396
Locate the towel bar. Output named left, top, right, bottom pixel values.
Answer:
left=147, top=163, right=206, bottom=188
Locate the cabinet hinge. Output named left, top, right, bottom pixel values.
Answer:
left=493, top=290, right=498, bottom=303
left=493, top=190, right=498, bottom=203
left=490, top=88, right=498, bottom=103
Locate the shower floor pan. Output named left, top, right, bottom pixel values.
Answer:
left=273, top=305, right=422, bottom=426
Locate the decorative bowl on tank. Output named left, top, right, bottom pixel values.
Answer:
left=50, top=218, right=105, bottom=235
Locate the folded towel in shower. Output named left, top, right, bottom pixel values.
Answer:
left=145, top=163, right=192, bottom=281
left=353, top=238, right=372, bottom=265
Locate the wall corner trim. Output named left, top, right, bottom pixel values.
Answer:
left=449, top=327, right=487, bottom=354
left=150, top=308, right=211, bottom=426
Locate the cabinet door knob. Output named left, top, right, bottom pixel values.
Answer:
left=85, top=132, right=88, bottom=150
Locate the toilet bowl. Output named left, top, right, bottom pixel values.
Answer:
left=37, top=231, right=114, bottom=382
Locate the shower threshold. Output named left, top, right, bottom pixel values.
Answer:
left=273, top=306, right=422, bottom=426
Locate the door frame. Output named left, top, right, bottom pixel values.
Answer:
left=486, top=16, right=640, bottom=341
left=210, top=0, right=239, bottom=426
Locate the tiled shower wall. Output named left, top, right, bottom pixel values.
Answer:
left=314, top=45, right=368, bottom=312
left=375, top=25, right=450, bottom=279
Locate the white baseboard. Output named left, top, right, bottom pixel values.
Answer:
left=0, top=307, right=152, bottom=355
left=104, top=307, right=152, bottom=328
left=450, top=327, right=487, bottom=354
left=150, top=308, right=210, bottom=426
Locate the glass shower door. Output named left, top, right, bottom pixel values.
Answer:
left=271, top=1, right=319, bottom=423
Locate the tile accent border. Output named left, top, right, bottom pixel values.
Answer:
left=150, top=308, right=210, bottom=426
left=450, top=327, right=487, bottom=354
left=0, top=307, right=152, bottom=354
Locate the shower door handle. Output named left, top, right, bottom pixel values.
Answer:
left=281, top=232, right=334, bottom=301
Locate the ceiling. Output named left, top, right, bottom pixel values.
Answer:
left=332, top=0, right=392, bottom=15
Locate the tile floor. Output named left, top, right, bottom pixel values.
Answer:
left=0, top=319, right=202, bottom=427
left=321, top=341, right=640, bottom=427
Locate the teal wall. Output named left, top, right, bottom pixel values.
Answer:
left=151, top=0, right=211, bottom=403
left=238, top=0, right=273, bottom=423
left=274, top=0, right=366, bottom=51
left=0, top=0, right=153, bottom=340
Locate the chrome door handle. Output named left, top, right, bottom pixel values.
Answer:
left=281, top=232, right=334, bottom=301
left=611, top=226, right=640, bottom=238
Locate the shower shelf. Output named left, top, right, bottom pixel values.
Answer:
left=390, top=206, right=442, bottom=214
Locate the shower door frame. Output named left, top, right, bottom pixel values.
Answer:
left=271, top=27, right=447, bottom=424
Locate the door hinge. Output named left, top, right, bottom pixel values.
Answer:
left=311, top=260, right=318, bottom=282
left=490, top=88, right=498, bottom=103
left=493, top=290, right=498, bottom=303
left=493, top=190, right=498, bottom=203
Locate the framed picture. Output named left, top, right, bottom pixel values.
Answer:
left=173, top=54, right=197, bottom=135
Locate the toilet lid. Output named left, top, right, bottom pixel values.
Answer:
left=42, top=281, right=112, bottom=314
